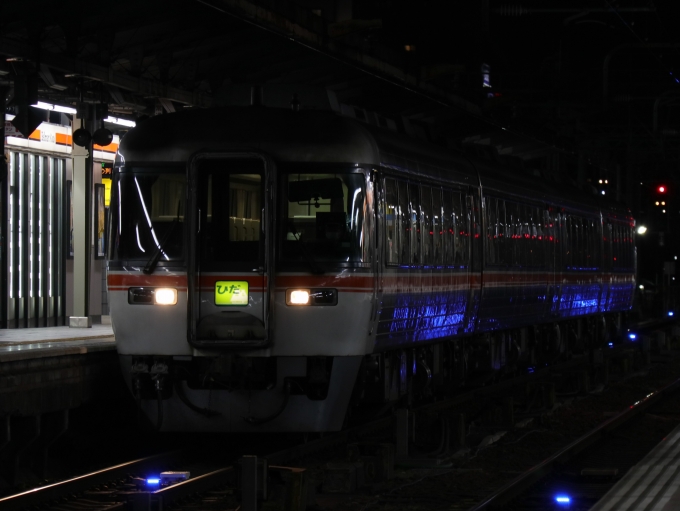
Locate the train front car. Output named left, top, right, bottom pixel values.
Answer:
left=107, top=108, right=377, bottom=431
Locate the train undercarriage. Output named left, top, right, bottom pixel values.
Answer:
left=125, top=314, right=625, bottom=432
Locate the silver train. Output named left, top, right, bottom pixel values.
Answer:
left=107, top=106, right=636, bottom=431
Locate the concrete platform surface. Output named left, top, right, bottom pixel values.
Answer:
left=590, top=421, right=680, bottom=511
left=0, top=325, right=115, bottom=362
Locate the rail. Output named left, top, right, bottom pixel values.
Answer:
left=466, top=374, right=680, bottom=511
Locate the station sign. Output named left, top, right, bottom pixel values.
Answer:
left=4, top=121, right=23, bottom=137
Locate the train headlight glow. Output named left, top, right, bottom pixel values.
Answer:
left=287, top=289, right=311, bottom=305
left=285, top=288, right=338, bottom=306
left=154, top=288, right=178, bottom=305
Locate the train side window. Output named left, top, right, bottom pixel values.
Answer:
left=562, top=215, right=569, bottom=268
left=591, top=218, right=600, bottom=268
left=612, top=224, right=620, bottom=268
left=554, top=212, right=563, bottom=267
left=526, top=206, right=540, bottom=267
left=421, top=186, right=433, bottom=265
left=525, top=205, right=533, bottom=267
left=518, top=204, right=526, bottom=266
left=628, top=226, right=634, bottom=268
left=629, top=226, right=634, bottom=268
left=623, top=226, right=629, bottom=268
left=502, top=200, right=512, bottom=265
left=398, top=180, right=410, bottom=266
left=584, top=218, right=591, bottom=268
left=485, top=197, right=496, bottom=265
left=455, top=192, right=469, bottom=267
left=603, top=221, right=612, bottom=270
left=409, top=183, right=421, bottom=265
left=490, top=197, right=506, bottom=266
left=620, top=225, right=626, bottom=268
left=384, top=178, right=399, bottom=266
left=504, top=201, right=518, bottom=266
left=432, top=188, right=443, bottom=266
left=442, top=189, right=454, bottom=265
left=496, top=199, right=507, bottom=266
left=580, top=218, right=586, bottom=267
left=570, top=216, right=579, bottom=268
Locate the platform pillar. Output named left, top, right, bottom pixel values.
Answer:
left=69, top=117, right=92, bottom=328
left=0, top=88, right=7, bottom=329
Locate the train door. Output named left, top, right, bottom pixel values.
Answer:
left=187, top=153, right=272, bottom=348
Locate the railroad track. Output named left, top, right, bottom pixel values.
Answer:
left=2, top=320, right=675, bottom=511
left=469, top=373, right=680, bottom=510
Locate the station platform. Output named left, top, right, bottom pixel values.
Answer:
left=0, top=324, right=119, bottom=416
left=0, top=324, right=115, bottom=362
left=590, top=421, right=680, bottom=510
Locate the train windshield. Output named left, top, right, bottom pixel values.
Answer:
left=109, top=168, right=186, bottom=263
left=197, top=161, right=264, bottom=270
left=281, top=171, right=366, bottom=264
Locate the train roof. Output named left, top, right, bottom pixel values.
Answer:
left=119, top=106, right=380, bottom=165
left=119, top=106, right=631, bottom=221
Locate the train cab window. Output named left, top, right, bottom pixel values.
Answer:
left=421, top=186, right=433, bottom=265
left=199, top=162, right=263, bottom=268
left=109, top=168, right=186, bottom=263
left=384, top=178, right=400, bottom=266
left=281, top=172, right=366, bottom=264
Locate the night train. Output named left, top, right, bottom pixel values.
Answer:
left=107, top=105, right=636, bottom=432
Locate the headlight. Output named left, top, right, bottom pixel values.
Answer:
left=154, top=288, right=178, bottom=305
left=287, top=289, right=311, bottom=305
left=128, top=287, right=178, bottom=305
left=286, top=288, right=337, bottom=306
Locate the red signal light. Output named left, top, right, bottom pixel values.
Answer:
left=658, top=185, right=667, bottom=193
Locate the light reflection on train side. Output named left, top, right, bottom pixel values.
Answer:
left=555, top=285, right=601, bottom=316
left=376, top=278, right=633, bottom=347
left=377, top=290, right=472, bottom=344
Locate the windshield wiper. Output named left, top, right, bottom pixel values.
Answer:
left=143, top=204, right=181, bottom=275
left=288, top=220, right=324, bottom=275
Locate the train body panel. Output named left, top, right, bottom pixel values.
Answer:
left=107, top=106, right=636, bottom=431
left=108, top=271, right=191, bottom=356
left=375, top=270, right=477, bottom=348
left=273, top=273, right=375, bottom=356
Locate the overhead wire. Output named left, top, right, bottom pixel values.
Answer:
left=603, top=0, right=680, bottom=86
left=193, top=0, right=574, bottom=157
